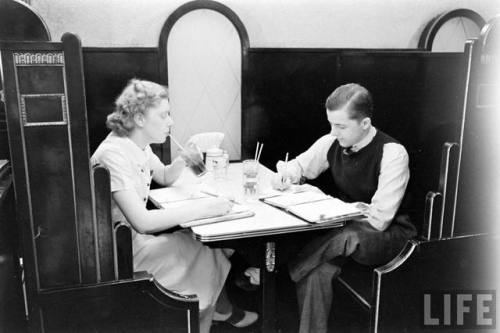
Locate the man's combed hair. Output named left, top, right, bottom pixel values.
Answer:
left=106, top=79, right=169, bottom=136
left=325, top=83, right=373, bottom=120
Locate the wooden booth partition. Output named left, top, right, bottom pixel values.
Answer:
left=0, top=34, right=199, bottom=333
left=0, top=3, right=51, bottom=330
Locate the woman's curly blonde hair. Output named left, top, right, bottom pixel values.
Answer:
left=106, top=79, right=169, bottom=136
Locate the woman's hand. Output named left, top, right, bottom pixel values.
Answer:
left=198, top=197, right=233, bottom=217
left=179, top=143, right=203, bottom=167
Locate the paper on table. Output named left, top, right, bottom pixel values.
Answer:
left=288, top=198, right=362, bottom=223
left=261, top=186, right=363, bottom=224
left=149, top=186, right=209, bottom=206
left=263, top=191, right=330, bottom=209
left=161, top=200, right=254, bottom=228
left=259, top=183, right=324, bottom=199
left=151, top=188, right=255, bottom=228
left=180, top=204, right=255, bottom=228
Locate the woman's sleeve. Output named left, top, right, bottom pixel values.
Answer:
left=93, top=149, right=135, bottom=193
left=148, top=150, right=166, bottom=183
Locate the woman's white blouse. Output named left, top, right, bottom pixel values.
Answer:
left=91, top=132, right=164, bottom=224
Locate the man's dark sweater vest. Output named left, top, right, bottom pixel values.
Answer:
left=326, top=130, right=399, bottom=204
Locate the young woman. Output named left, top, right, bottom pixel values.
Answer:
left=91, top=79, right=257, bottom=332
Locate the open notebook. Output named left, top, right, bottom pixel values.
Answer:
left=149, top=187, right=254, bottom=228
left=262, top=190, right=363, bottom=223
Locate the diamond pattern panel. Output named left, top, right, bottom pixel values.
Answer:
left=432, top=17, right=481, bottom=52
left=167, top=9, right=241, bottom=160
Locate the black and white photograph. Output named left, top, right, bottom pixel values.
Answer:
left=0, top=0, right=499, bottom=332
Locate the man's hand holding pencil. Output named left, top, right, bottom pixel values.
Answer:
left=271, top=153, right=293, bottom=191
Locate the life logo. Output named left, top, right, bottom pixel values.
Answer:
left=422, top=290, right=496, bottom=329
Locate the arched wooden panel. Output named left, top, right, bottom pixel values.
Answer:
left=158, top=0, right=249, bottom=84
left=0, top=0, right=51, bottom=42
left=157, top=0, right=249, bottom=162
left=0, top=0, right=51, bottom=160
left=418, top=9, right=485, bottom=51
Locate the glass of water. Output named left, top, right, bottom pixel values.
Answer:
left=242, top=159, right=259, bottom=200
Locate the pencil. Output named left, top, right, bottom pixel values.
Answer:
left=200, top=190, right=240, bottom=205
left=283, top=152, right=289, bottom=182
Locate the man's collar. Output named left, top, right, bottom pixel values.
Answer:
left=351, top=126, right=376, bottom=152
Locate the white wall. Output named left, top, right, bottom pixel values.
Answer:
left=29, top=0, right=500, bottom=48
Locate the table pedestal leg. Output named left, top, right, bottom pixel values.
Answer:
left=260, top=241, right=277, bottom=332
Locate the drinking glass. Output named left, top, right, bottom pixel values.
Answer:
left=182, top=143, right=207, bottom=177
left=242, top=159, right=259, bottom=200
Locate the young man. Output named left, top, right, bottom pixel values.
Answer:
left=273, top=83, right=416, bottom=333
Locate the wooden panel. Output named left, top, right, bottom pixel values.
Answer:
left=375, top=235, right=498, bottom=332
left=453, top=18, right=500, bottom=236
left=82, top=48, right=162, bottom=156
left=63, top=34, right=97, bottom=284
left=1, top=44, right=78, bottom=290
left=0, top=35, right=99, bottom=293
left=38, top=276, right=199, bottom=333
left=116, top=224, right=133, bottom=280
left=0, top=0, right=50, bottom=160
left=0, top=169, right=26, bottom=333
left=243, top=49, right=338, bottom=166
left=17, top=66, right=65, bottom=94
left=93, top=167, right=115, bottom=282
left=0, top=0, right=50, bottom=42
left=339, top=52, right=465, bottom=230
left=410, top=54, right=464, bottom=235
left=24, top=125, right=80, bottom=288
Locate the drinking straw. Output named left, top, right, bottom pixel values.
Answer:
left=257, top=143, right=264, bottom=163
left=169, top=134, right=188, bottom=153
left=254, top=142, right=260, bottom=161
